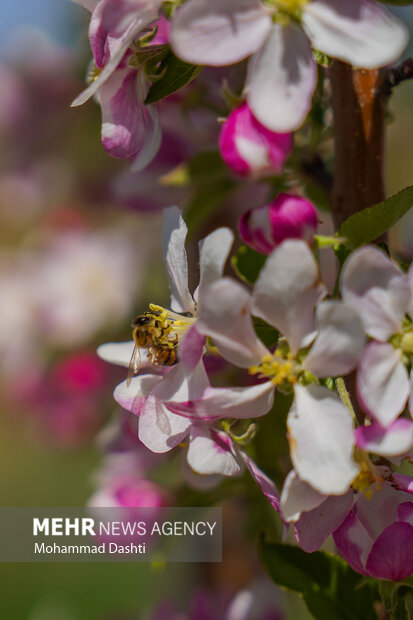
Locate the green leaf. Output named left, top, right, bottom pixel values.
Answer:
left=259, top=539, right=379, bottom=620
left=145, top=51, right=203, bottom=103
left=339, top=186, right=413, bottom=249
left=253, top=318, right=278, bottom=349
left=185, top=178, right=235, bottom=234
left=232, top=245, right=266, bottom=284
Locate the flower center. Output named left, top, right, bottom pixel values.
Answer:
left=276, top=0, right=309, bottom=11
left=249, top=346, right=301, bottom=391
left=264, top=0, right=309, bottom=20
left=390, top=316, right=413, bottom=357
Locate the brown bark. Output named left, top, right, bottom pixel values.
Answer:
left=330, top=61, right=386, bottom=228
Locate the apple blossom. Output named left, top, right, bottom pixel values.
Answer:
left=72, top=0, right=165, bottom=168
left=341, top=245, right=413, bottom=426
left=239, top=192, right=318, bottom=253
left=88, top=454, right=170, bottom=509
left=333, top=481, right=413, bottom=580
left=108, top=326, right=270, bottom=477
left=173, top=240, right=364, bottom=494
left=72, top=0, right=163, bottom=105
left=171, top=0, right=408, bottom=132
left=280, top=469, right=354, bottom=552
left=219, top=102, right=292, bottom=178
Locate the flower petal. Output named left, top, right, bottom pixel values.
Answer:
left=100, top=68, right=150, bottom=159
left=98, top=340, right=147, bottom=368
left=357, top=341, right=410, bottom=426
left=89, top=0, right=108, bottom=68
left=137, top=361, right=206, bottom=452
left=246, top=23, right=317, bottom=133
left=391, top=473, right=413, bottom=496
left=72, top=17, right=147, bottom=106
left=356, top=484, right=400, bottom=539
left=197, top=277, right=268, bottom=367
left=302, top=0, right=409, bottom=70
left=177, top=325, right=206, bottom=370
left=280, top=469, right=325, bottom=523
left=333, top=509, right=371, bottom=575
left=252, top=240, right=326, bottom=353
left=304, top=300, right=365, bottom=378
left=170, top=0, right=272, bottom=66
left=162, top=206, right=195, bottom=314
left=196, top=227, right=234, bottom=306
left=355, top=419, right=413, bottom=458
left=150, top=358, right=209, bottom=404
left=241, top=451, right=280, bottom=512
left=294, top=491, right=354, bottom=553
left=139, top=398, right=191, bottom=452
left=167, top=381, right=274, bottom=421
left=130, top=103, right=162, bottom=172
left=114, top=374, right=162, bottom=414
left=341, top=246, right=409, bottom=341
left=187, top=427, right=241, bottom=476
left=398, top=502, right=413, bottom=524
left=366, top=522, right=413, bottom=581
left=288, top=384, right=358, bottom=495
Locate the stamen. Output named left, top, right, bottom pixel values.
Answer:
left=249, top=348, right=301, bottom=387
left=352, top=449, right=383, bottom=499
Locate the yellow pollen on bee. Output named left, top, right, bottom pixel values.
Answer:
left=249, top=349, right=300, bottom=385
left=148, top=303, right=194, bottom=346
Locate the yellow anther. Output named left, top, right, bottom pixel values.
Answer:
left=276, top=0, right=309, bottom=10
left=87, top=65, right=102, bottom=85
left=401, top=331, right=413, bottom=355
left=249, top=352, right=300, bottom=386
left=352, top=449, right=383, bottom=498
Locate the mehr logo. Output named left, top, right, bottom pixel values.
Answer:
left=33, top=518, right=95, bottom=536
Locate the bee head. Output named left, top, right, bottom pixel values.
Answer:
left=132, top=315, right=152, bottom=327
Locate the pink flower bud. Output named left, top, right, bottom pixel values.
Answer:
left=239, top=193, right=318, bottom=254
left=219, top=102, right=292, bottom=177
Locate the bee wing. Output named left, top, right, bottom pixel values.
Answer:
left=126, top=343, right=141, bottom=387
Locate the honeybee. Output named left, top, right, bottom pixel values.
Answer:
left=126, top=311, right=178, bottom=386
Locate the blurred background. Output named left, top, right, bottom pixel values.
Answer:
left=0, top=1, right=412, bottom=619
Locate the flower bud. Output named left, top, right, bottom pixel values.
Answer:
left=219, top=102, right=292, bottom=177
left=239, top=192, right=318, bottom=254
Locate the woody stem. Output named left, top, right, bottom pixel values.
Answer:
left=330, top=61, right=387, bottom=228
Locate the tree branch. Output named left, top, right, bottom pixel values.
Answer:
left=330, top=61, right=386, bottom=228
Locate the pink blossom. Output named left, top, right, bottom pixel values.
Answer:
left=219, top=103, right=292, bottom=178
left=18, top=352, right=109, bottom=447
left=333, top=482, right=413, bottom=580
left=72, top=0, right=165, bottom=168
left=171, top=0, right=408, bottom=132
left=341, top=246, right=413, bottom=427
left=53, top=351, right=107, bottom=394
left=239, top=192, right=318, bottom=254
